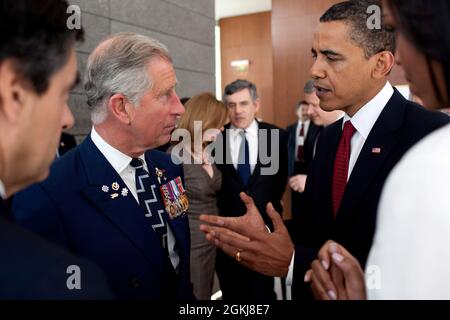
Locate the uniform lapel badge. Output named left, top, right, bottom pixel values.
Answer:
left=155, top=167, right=167, bottom=184
left=372, top=147, right=382, bottom=154
left=160, top=176, right=189, bottom=219
left=102, top=183, right=123, bottom=200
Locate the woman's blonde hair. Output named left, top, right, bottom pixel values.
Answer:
left=177, top=92, right=229, bottom=152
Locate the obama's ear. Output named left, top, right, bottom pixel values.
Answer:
left=372, top=51, right=395, bottom=79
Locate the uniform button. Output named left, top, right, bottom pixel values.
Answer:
left=130, top=276, right=141, bottom=288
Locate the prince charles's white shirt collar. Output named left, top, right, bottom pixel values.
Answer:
left=90, top=126, right=147, bottom=174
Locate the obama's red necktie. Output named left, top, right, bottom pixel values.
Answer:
left=332, top=121, right=356, bottom=217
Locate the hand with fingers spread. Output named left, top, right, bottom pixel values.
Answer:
left=199, top=192, right=294, bottom=278
left=304, top=241, right=367, bottom=300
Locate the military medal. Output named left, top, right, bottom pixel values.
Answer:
left=155, top=167, right=167, bottom=184
left=112, top=182, right=120, bottom=191
left=102, top=183, right=125, bottom=200
left=160, top=176, right=189, bottom=219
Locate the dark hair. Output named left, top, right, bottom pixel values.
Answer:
left=304, top=80, right=315, bottom=94
left=321, top=0, right=395, bottom=58
left=386, top=0, right=450, bottom=107
left=297, top=100, right=308, bottom=110
left=0, top=0, right=84, bottom=95
left=223, top=79, right=258, bottom=104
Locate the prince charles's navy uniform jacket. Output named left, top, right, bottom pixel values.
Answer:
left=12, top=136, right=194, bottom=300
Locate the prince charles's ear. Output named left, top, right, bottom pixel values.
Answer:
left=108, top=93, right=134, bottom=125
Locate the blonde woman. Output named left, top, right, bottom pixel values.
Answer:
left=169, top=93, right=228, bottom=299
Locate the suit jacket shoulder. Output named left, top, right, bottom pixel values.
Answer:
left=401, top=100, right=450, bottom=132
left=259, top=121, right=288, bottom=134
left=224, top=121, right=288, bottom=137
left=146, top=148, right=178, bottom=166
left=0, top=217, right=113, bottom=299
left=286, top=123, right=297, bottom=133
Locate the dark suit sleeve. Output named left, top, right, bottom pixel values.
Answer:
left=12, top=183, right=69, bottom=247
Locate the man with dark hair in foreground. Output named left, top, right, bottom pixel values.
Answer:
left=0, top=0, right=112, bottom=299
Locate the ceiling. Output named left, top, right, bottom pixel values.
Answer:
left=215, top=0, right=272, bottom=20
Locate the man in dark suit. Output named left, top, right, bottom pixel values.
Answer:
left=0, top=0, right=112, bottom=299
left=199, top=0, right=449, bottom=300
left=286, top=100, right=318, bottom=189
left=287, top=100, right=319, bottom=229
left=287, top=80, right=343, bottom=232
left=287, top=82, right=325, bottom=220
left=215, top=79, right=288, bottom=300
left=12, top=33, right=193, bottom=299
left=287, top=80, right=343, bottom=185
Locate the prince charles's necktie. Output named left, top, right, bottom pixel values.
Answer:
left=130, top=158, right=168, bottom=250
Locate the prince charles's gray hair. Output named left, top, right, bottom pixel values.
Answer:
left=84, top=32, right=172, bottom=124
